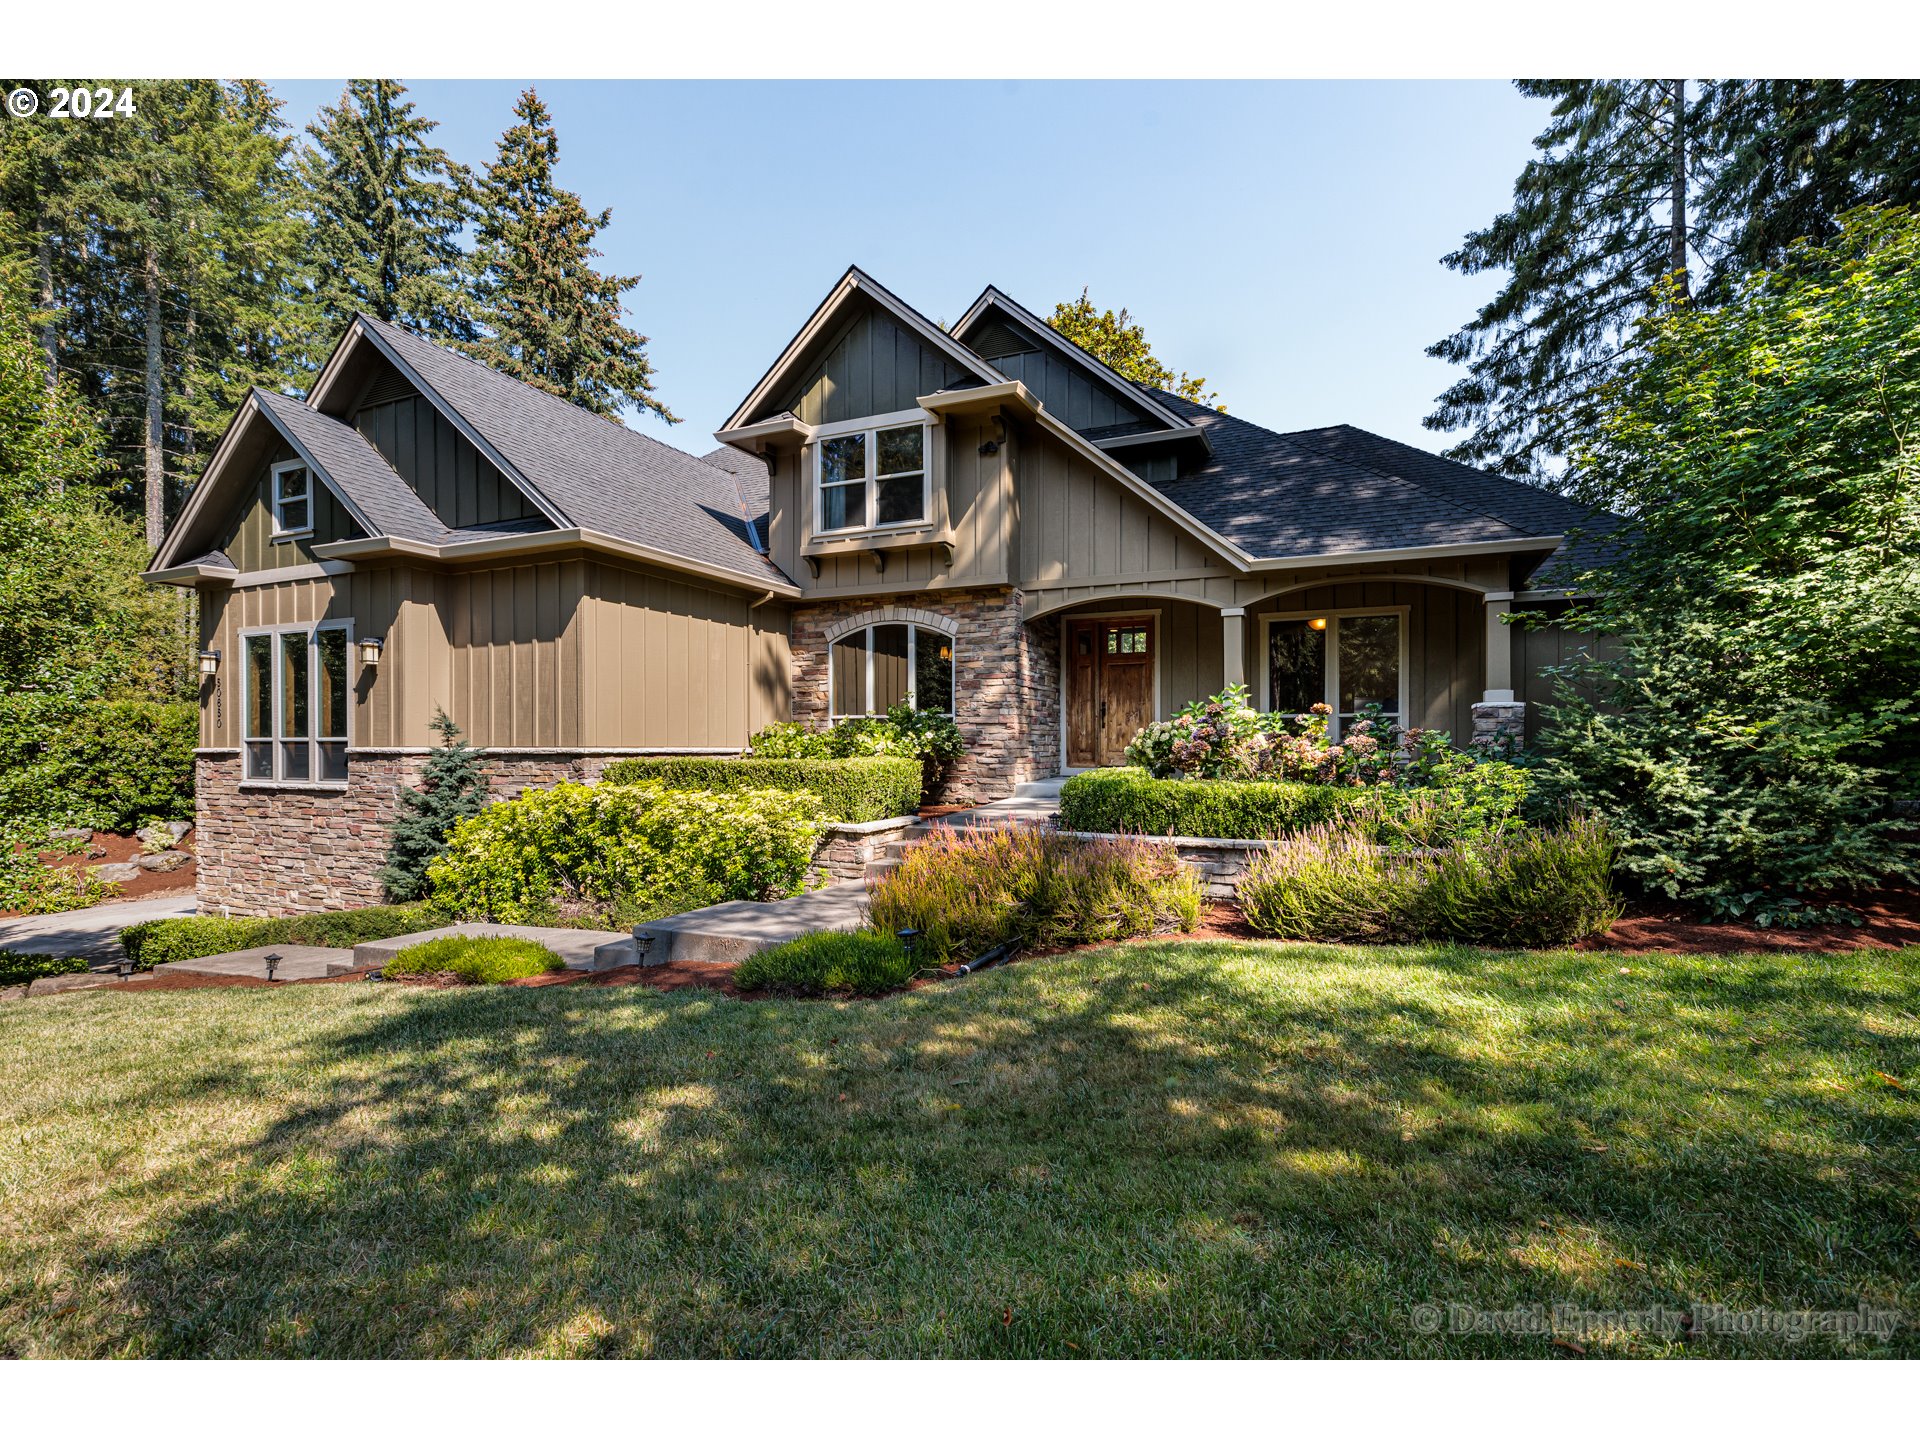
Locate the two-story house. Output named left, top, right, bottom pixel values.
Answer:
left=147, top=266, right=1605, bottom=915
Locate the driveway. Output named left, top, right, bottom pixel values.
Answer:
left=0, top=895, right=198, bottom=966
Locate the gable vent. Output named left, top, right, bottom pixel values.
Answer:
left=969, top=319, right=1041, bottom=360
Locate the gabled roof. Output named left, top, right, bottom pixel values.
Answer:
left=720, top=266, right=1008, bottom=434
left=251, top=389, right=445, bottom=544
left=1139, top=392, right=1599, bottom=563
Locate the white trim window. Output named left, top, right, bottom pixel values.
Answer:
left=815, top=413, right=929, bottom=533
left=1260, top=607, right=1409, bottom=737
left=242, top=622, right=352, bottom=782
left=830, top=623, right=954, bottom=717
left=271, top=458, right=313, bottom=538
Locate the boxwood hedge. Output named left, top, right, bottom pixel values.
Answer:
left=602, top=756, right=920, bottom=823
left=120, top=903, right=434, bottom=970
left=1058, top=767, right=1378, bottom=840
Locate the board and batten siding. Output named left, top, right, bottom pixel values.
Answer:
left=1514, top=601, right=1616, bottom=742
left=218, top=441, right=363, bottom=571
left=977, top=347, right=1158, bottom=436
left=576, top=560, right=790, bottom=750
left=766, top=298, right=970, bottom=428
left=434, top=561, right=587, bottom=749
left=353, top=392, right=540, bottom=531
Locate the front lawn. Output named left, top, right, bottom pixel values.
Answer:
left=1, top=940, right=1914, bottom=1357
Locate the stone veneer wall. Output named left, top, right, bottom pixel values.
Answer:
left=194, top=748, right=698, bottom=918
left=791, top=586, right=1061, bottom=805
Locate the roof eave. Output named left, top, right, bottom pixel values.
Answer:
left=1248, top=536, right=1564, bottom=569
left=141, top=562, right=240, bottom=588
left=712, top=413, right=816, bottom=451
left=316, top=530, right=802, bottom=598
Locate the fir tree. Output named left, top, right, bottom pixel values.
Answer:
left=1047, top=288, right=1220, bottom=409
left=378, top=709, right=488, bottom=902
left=294, top=79, right=476, bottom=360
left=470, top=88, right=676, bottom=421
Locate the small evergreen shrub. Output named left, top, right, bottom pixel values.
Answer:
left=734, top=930, right=917, bottom=996
left=604, top=756, right=920, bottom=823
left=1059, top=768, right=1376, bottom=838
left=119, top=903, right=434, bottom=970
left=742, top=721, right=830, bottom=758
left=427, top=781, right=823, bottom=924
left=380, top=935, right=564, bottom=985
left=0, top=952, right=87, bottom=988
left=867, top=826, right=1203, bottom=965
left=379, top=710, right=489, bottom=902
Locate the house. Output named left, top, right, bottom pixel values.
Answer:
left=146, top=267, right=1606, bottom=916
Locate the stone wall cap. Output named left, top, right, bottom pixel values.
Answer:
left=821, top=814, right=921, bottom=837
left=1057, top=829, right=1271, bottom=851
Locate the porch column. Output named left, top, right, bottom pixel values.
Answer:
left=1473, top=591, right=1525, bottom=750
left=1221, top=607, right=1246, bottom=691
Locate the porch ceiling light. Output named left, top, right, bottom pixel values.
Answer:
left=1307, top=617, right=1328, bottom=632
left=357, top=636, right=384, bottom=667
left=198, top=649, right=221, bottom=677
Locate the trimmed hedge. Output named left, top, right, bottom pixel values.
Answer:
left=0, top=953, right=87, bottom=988
left=120, top=903, right=434, bottom=970
left=1058, top=767, right=1378, bottom=840
left=602, top=756, right=921, bottom=823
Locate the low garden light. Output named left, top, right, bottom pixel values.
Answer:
left=264, top=952, right=281, bottom=983
left=634, top=931, right=656, bottom=964
left=896, top=927, right=922, bottom=962
left=198, top=649, right=221, bottom=677
left=115, top=958, right=134, bottom=982
left=357, top=636, right=384, bottom=668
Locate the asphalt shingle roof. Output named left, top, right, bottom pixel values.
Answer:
left=253, top=388, right=444, bottom=543
left=360, top=317, right=786, bottom=586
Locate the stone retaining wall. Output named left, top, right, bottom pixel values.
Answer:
left=811, top=815, right=919, bottom=885
left=1058, top=829, right=1268, bottom=899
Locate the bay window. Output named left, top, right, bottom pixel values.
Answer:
left=243, top=623, right=351, bottom=782
left=1264, top=609, right=1405, bottom=736
left=830, top=623, right=954, bottom=717
left=816, top=418, right=928, bottom=533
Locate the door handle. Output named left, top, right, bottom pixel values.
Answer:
left=1100, top=700, right=1107, bottom=722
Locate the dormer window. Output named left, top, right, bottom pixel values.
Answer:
left=815, top=415, right=928, bottom=534
left=271, top=460, right=312, bottom=538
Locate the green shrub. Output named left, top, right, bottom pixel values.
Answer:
left=0, top=952, right=87, bottom=988
left=380, top=935, right=564, bottom=984
left=867, top=826, right=1203, bottom=965
left=0, top=700, right=195, bottom=833
left=603, top=756, right=920, bottom=823
left=0, top=827, right=121, bottom=914
left=120, top=903, right=434, bottom=970
left=379, top=710, right=488, bottom=902
left=743, top=721, right=830, bottom=758
left=427, top=781, right=823, bottom=925
left=1060, top=767, right=1377, bottom=839
left=734, top=929, right=917, bottom=996
left=1238, top=813, right=1620, bottom=948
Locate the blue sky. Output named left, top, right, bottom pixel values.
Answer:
left=268, top=80, right=1542, bottom=452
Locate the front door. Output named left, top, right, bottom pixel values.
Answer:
left=1065, top=615, right=1156, bottom=768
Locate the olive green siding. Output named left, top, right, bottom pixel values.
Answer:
left=977, top=347, right=1157, bottom=435
left=436, top=561, right=587, bottom=749
left=217, top=441, right=364, bottom=570
left=765, top=298, right=969, bottom=427
left=354, top=392, right=540, bottom=530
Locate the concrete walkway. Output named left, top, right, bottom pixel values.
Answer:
left=634, top=882, right=872, bottom=965
left=157, top=945, right=359, bottom=980
left=353, top=922, right=635, bottom=972
left=925, top=777, right=1065, bottom=830
left=0, top=894, right=197, bottom=966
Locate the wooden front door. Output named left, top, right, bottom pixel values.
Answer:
left=1065, top=616, right=1156, bottom=768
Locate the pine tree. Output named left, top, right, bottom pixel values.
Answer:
left=294, top=79, right=476, bottom=361
left=378, top=709, right=488, bottom=902
left=470, top=88, right=676, bottom=421
left=1047, top=288, right=1220, bottom=409
left=1424, top=80, right=1705, bottom=483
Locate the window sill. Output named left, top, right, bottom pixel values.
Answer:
left=238, top=780, right=349, bottom=793
left=802, top=526, right=954, bottom=577
left=269, top=531, right=313, bottom=544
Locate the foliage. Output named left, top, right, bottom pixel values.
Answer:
left=468, top=88, right=675, bottom=422
left=0, top=952, right=86, bottom=988
left=0, top=828, right=119, bottom=915
left=0, top=700, right=195, bottom=833
left=734, top=929, right=917, bottom=997
left=1531, top=209, right=1920, bottom=918
left=742, top=706, right=963, bottom=804
left=1059, top=767, right=1377, bottom=840
left=379, top=935, right=563, bottom=985
left=1239, top=812, right=1619, bottom=948
left=742, top=721, right=829, bottom=758
left=119, top=903, right=434, bottom=971
left=1047, top=287, right=1221, bottom=409
left=866, top=826, right=1203, bottom=965
left=426, top=781, right=823, bottom=925
left=379, top=710, right=490, bottom=902
left=603, top=755, right=920, bottom=824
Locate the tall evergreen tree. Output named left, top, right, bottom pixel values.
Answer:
left=470, top=88, right=676, bottom=421
left=1424, top=80, right=1705, bottom=483
left=294, top=79, right=476, bottom=360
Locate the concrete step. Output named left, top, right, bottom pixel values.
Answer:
left=353, top=923, right=633, bottom=973
left=630, top=882, right=871, bottom=966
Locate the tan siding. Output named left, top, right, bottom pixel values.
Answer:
left=218, top=441, right=363, bottom=571
left=769, top=298, right=969, bottom=427
left=353, top=393, right=538, bottom=530
left=986, top=348, right=1156, bottom=433
left=1515, top=601, right=1616, bottom=741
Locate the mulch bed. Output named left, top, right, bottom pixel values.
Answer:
left=1576, top=887, right=1920, bottom=955
left=1, top=831, right=197, bottom=918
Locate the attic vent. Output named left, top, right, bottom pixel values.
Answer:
left=970, top=319, right=1040, bottom=360
left=354, top=363, right=418, bottom=410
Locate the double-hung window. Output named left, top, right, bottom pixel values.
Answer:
left=271, top=459, right=312, bottom=538
left=1264, top=609, right=1406, bottom=737
left=243, top=624, right=351, bottom=782
left=830, top=623, right=954, bottom=717
left=816, top=419, right=927, bottom=533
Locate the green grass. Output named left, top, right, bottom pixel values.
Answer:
left=735, top=929, right=917, bottom=995
left=380, top=936, right=563, bottom=984
left=0, top=939, right=1915, bottom=1358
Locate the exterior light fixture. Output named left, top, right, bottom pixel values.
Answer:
left=1307, top=617, right=1328, bottom=632
left=357, top=636, right=384, bottom=667
left=264, top=952, right=281, bottom=983
left=115, top=958, right=134, bottom=982
left=198, top=649, right=221, bottom=677
left=896, top=927, right=922, bottom=963
left=634, top=931, right=656, bottom=965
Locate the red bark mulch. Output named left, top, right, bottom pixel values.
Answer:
left=1576, top=888, right=1920, bottom=955
left=0, top=831, right=196, bottom=918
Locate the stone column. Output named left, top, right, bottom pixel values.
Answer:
left=1473, top=592, right=1525, bottom=749
left=1221, top=607, right=1246, bottom=691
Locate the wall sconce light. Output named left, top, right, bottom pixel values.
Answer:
left=939, top=645, right=952, bottom=660
left=1307, top=617, right=1328, bottom=632
left=357, top=636, right=384, bottom=667
left=198, top=649, right=221, bottom=677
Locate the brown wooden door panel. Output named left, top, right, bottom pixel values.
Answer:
left=1065, top=615, right=1156, bottom=768
left=1066, top=619, right=1100, bottom=767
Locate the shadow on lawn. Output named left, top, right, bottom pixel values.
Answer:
left=66, top=943, right=1920, bottom=1358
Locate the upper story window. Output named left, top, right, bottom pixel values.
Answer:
left=271, top=459, right=312, bottom=538
left=815, top=416, right=928, bottom=534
